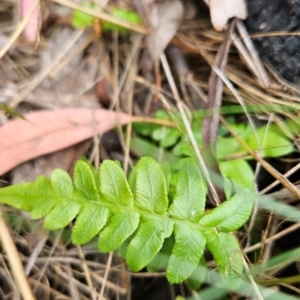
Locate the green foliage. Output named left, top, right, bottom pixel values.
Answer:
left=216, top=120, right=293, bottom=160
left=102, top=8, right=141, bottom=34
left=0, top=103, right=25, bottom=119
left=71, top=1, right=98, bottom=28
left=187, top=255, right=207, bottom=290
left=132, top=109, right=294, bottom=192
left=0, top=157, right=255, bottom=287
left=71, top=2, right=141, bottom=34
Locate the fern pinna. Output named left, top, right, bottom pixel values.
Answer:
left=0, top=157, right=254, bottom=288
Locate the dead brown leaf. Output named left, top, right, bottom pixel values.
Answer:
left=201, top=19, right=237, bottom=203
left=21, top=0, right=41, bottom=42
left=11, top=141, right=91, bottom=183
left=0, top=108, right=132, bottom=175
left=135, top=0, right=184, bottom=63
left=202, top=19, right=236, bottom=147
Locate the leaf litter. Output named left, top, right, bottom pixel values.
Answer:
left=0, top=108, right=132, bottom=175
left=1, top=0, right=300, bottom=299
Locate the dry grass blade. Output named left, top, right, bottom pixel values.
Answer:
left=53, top=264, right=109, bottom=300
left=25, top=237, right=47, bottom=275
left=10, top=29, right=93, bottom=107
left=220, top=116, right=300, bottom=199
left=160, top=53, right=221, bottom=205
left=0, top=0, right=39, bottom=59
left=202, top=19, right=236, bottom=148
left=175, top=20, right=300, bottom=112
left=76, top=245, right=97, bottom=300
left=235, top=20, right=270, bottom=88
left=245, top=222, right=300, bottom=253
left=201, top=20, right=237, bottom=203
left=52, top=0, right=148, bottom=34
left=260, top=163, right=300, bottom=196
left=0, top=207, right=35, bottom=300
left=98, top=252, right=113, bottom=300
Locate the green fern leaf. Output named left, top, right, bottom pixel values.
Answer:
left=0, top=157, right=255, bottom=287
left=126, top=216, right=173, bottom=271
left=167, top=159, right=207, bottom=283
left=134, top=157, right=169, bottom=214
left=72, top=161, right=107, bottom=244
left=99, top=210, right=139, bottom=252
left=30, top=177, right=54, bottom=219
left=44, top=200, right=81, bottom=230
left=100, top=160, right=134, bottom=206
left=169, top=158, right=207, bottom=221
left=187, top=255, right=207, bottom=290
left=0, top=181, right=35, bottom=211
left=98, top=160, right=139, bottom=252
left=51, top=169, right=73, bottom=197
left=127, top=157, right=173, bottom=270
left=199, top=189, right=255, bottom=232
left=72, top=204, right=109, bottom=245
left=203, top=230, right=243, bottom=289
left=43, top=169, right=81, bottom=230
left=147, top=236, right=174, bottom=272
left=73, top=160, right=99, bottom=200
left=167, top=224, right=205, bottom=283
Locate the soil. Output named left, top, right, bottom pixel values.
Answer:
left=245, top=0, right=300, bottom=81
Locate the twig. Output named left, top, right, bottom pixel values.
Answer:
left=98, top=252, right=113, bottom=300
left=160, top=52, right=221, bottom=205
left=220, top=116, right=300, bottom=199
left=0, top=0, right=39, bottom=59
left=245, top=222, right=300, bottom=253
left=52, top=0, right=148, bottom=34
left=0, top=207, right=35, bottom=300
left=235, top=20, right=270, bottom=88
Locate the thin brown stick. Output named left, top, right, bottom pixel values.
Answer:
left=77, top=245, right=97, bottom=300
left=202, top=19, right=236, bottom=148
left=0, top=0, right=39, bottom=59
left=0, top=207, right=35, bottom=300
left=220, top=116, right=300, bottom=199
left=52, top=0, right=148, bottom=34
left=98, top=252, right=113, bottom=300
left=235, top=20, right=270, bottom=88
left=245, top=222, right=300, bottom=253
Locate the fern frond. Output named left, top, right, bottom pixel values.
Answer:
left=0, top=157, right=255, bottom=286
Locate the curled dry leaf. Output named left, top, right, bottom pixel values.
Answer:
left=0, top=108, right=132, bottom=175
left=11, top=141, right=92, bottom=184
left=209, top=0, right=247, bottom=31
left=143, top=0, right=184, bottom=63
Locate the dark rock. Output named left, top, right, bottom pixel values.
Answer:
left=245, top=0, right=300, bottom=81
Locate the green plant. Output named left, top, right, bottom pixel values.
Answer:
left=0, top=157, right=254, bottom=288
left=71, top=2, right=141, bottom=34
left=101, top=8, right=141, bottom=34
left=0, top=103, right=25, bottom=119
left=132, top=108, right=294, bottom=194
left=71, top=1, right=98, bottom=29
